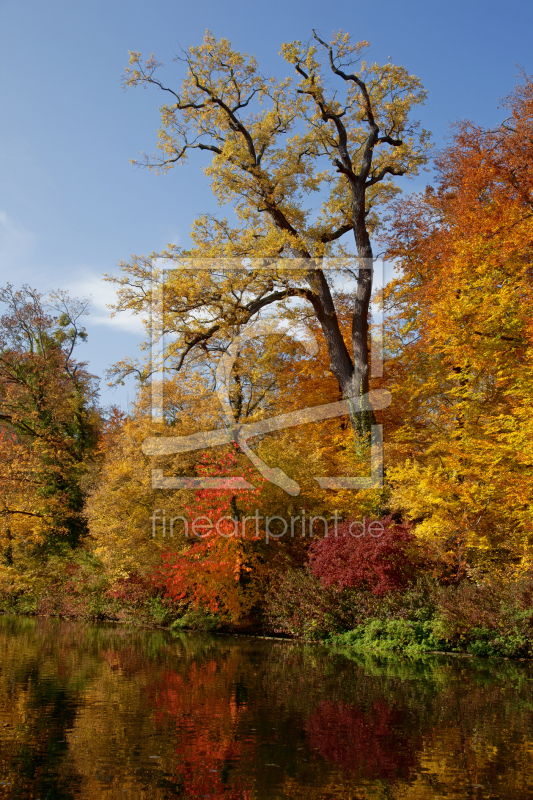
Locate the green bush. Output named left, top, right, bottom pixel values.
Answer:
left=328, top=618, right=448, bottom=655
left=170, top=608, right=221, bottom=632
left=466, top=627, right=532, bottom=658
left=147, top=596, right=174, bottom=626
left=327, top=611, right=533, bottom=659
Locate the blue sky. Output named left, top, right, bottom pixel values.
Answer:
left=1, top=0, right=532, bottom=410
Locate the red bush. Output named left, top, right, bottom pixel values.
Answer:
left=308, top=516, right=415, bottom=596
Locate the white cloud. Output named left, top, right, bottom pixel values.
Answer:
left=68, top=273, right=146, bottom=335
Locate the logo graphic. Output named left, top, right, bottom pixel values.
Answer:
left=142, top=258, right=390, bottom=496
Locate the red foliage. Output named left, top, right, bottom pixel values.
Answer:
left=308, top=516, right=415, bottom=596
left=154, top=446, right=263, bottom=618
left=105, top=573, right=153, bottom=607
left=98, top=405, right=127, bottom=450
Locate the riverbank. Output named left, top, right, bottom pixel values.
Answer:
left=4, top=576, right=533, bottom=660
left=3, top=545, right=533, bottom=660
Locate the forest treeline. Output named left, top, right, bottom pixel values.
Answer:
left=1, top=33, right=532, bottom=657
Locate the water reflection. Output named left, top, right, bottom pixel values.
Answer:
left=306, top=699, right=420, bottom=781
left=0, top=616, right=532, bottom=798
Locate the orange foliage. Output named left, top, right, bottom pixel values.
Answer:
left=382, top=76, right=533, bottom=573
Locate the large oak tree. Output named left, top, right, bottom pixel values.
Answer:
left=111, top=30, right=429, bottom=433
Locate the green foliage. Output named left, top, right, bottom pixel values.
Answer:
left=147, top=596, right=174, bottom=626
left=170, top=608, right=222, bottom=633
left=328, top=619, right=447, bottom=655
left=323, top=574, right=533, bottom=659
left=466, top=628, right=532, bottom=659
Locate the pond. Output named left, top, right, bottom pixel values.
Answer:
left=0, top=616, right=532, bottom=798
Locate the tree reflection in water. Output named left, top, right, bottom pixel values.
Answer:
left=0, top=618, right=533, bottom=799
left=306, top=699, right=419, bottom=781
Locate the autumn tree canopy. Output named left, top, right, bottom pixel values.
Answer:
left=0, top=285, right=100, bottom=566
left=382, top=76, right=533, bottom=574
left=110, top=30, right=430, bottom=433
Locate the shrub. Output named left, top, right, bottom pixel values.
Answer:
left=170, top=608, right=221, bottom=632
left=434, top=573, right=533, bottom=657
left=308, top=516, right=417, bottom=596
left=328, top=618, right=447, bottom=655
left=262, top=566, right=437, bottom=640
left=466, top=627, right=531, bottom=658
left=262, top=567, right=361, bottom=639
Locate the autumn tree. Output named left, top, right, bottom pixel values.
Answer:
left=154, top=446, right=265, bottom=622
left=0, top=285, right=100, bottom=565
left=381, top=77, right=533, bottom=575
left=86, top=336, right=354, bottom=609
left=110, top=30, right=430, bottom=433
